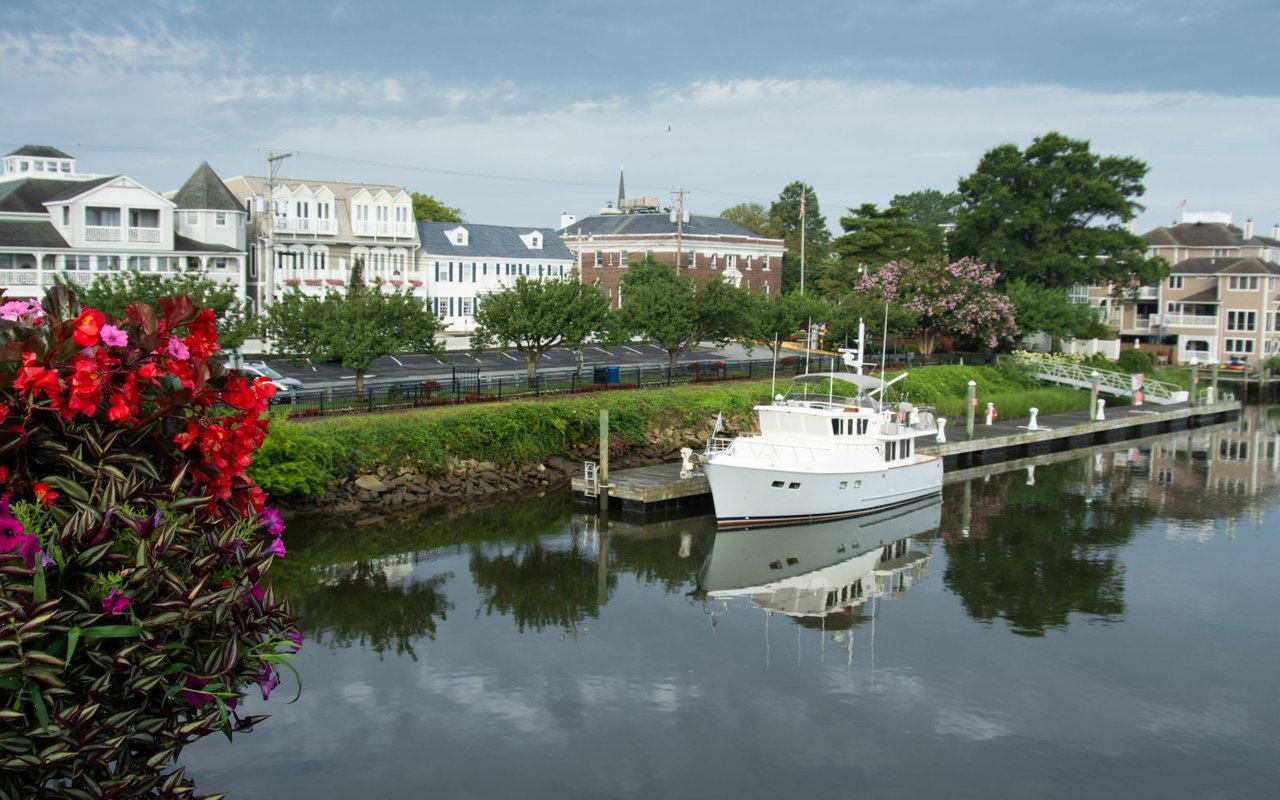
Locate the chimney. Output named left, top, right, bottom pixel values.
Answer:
left=1272, top=223, right=1279, bottom=239
left=1125, top=218, right=1136, bottom=234
left=559, top=213, right=577, bottom=230
left=1243, top=218, right=1254, bottom=239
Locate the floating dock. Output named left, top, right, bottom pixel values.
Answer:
left=571, top=401, right=1242, bottom=519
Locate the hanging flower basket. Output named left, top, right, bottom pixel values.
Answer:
left=326, top=278, right=345, bottom=286
left=391, top=279, right=404, bottom=287
left=304, top=278, right=323, bottom=286
left=283, top=278, right=300, bottom=286
left=409, top=279, right=424, bottom=287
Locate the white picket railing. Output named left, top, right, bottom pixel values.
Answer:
left=1014, top=356, right=1190, bottom=405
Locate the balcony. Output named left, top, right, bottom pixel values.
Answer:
left=1162, top=314, right=1218, bottom=327
left=0, top=270, right=39, bottom=286
left=1137, top=286, right=1159, bottom=300
left=273, top=218, right=337, bottom=236
left=84, top=226, right=121, bottom=242
left=352, top=221, right=414, bottom=238
left=43, top=272, right=94, bottom=287
left=128, top=227, right=161, bottom=243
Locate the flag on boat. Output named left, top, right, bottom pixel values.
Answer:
left=712, top=411, right=724, bottom=438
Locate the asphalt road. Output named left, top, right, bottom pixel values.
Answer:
left=241, top=340, right=762, bottom=392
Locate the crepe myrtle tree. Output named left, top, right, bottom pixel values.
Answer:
left=856, top=258, right=1019, bottom=356
left=470, top=275, right=611, bottom=383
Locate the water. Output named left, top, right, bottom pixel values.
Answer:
left=184, top=409, right=1280, bottom=799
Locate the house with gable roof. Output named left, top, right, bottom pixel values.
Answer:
left=417, top=221, right=576, bottom=333
left=1079, top=212, right=1280, bottom=364
left=222, top=175, right=418, bottom=311
left=0, top=145, right=247, bottom=302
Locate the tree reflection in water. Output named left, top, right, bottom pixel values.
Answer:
left=303, top=559, right=453, bottom=660
left=470, top=539, right=613, bottom=633
left=935, top=458, right=1157, bottom=637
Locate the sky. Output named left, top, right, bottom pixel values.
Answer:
left=3, top=0, right=1279, bottom=235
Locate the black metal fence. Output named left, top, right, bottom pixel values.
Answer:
left=270, top=350, right=976, bottom=419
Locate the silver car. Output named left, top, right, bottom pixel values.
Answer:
left=226, top=360, right=305, bottom=393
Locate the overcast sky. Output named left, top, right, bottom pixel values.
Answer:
left=4, top=0, right=1278, bottom=233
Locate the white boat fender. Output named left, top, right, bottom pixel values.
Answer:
left=680, top=447, right=702, bottom=479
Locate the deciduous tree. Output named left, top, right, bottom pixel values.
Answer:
left=411, top=191, right=464, bottom=223
left=266, top=261, right=443, bottom=393
left=857, top=258, right=1019, bottom=355
left=949, top=132, right=1167, bottom=291
left=825, top=203, right=933, bottom=296
left=470, top=275, right=611, bottom=382
left=614, top=265, right=751, bottom=371
left=890, top=188, right=961, bottom=257
left=719, top=202, right=774, bottom=237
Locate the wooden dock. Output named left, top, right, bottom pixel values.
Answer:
left=571, top=401, right=1242, bottom=519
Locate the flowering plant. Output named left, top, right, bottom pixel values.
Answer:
left=0, top=288, right=299, bottom=797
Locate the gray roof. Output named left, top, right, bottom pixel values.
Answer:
left=5, top=145, right=73, bottom=159
left=1172, top=256, right=1280, bottom=276
left=0, top=218, right=70, bottom=249
left=1144, top=222, right=1242, bottom=247
left=558, top=212, right=777, bottom=240
left=418, top=222, right=574, bottom=260
left=172, top=162, right=242, bottom=212
left=0, top=176, right=114, bottom=213
left=1180, top=287, right=1219, bottom=304
left=173, top=233, right=240, bottom=253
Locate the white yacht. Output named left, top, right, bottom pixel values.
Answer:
left=695, top=361, right=943, bottom=529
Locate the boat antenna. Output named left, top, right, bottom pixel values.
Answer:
left=857, top=318, right=866, bottom=377
left=879, top=301, right=889, bottom=391
left=770, top=334, right=779, bottom=400
left=804, top=316, right=812, bottom=376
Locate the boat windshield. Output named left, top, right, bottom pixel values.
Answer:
left=783, top=372, right=886, bottom=410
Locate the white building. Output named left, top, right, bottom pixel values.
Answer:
left=222, top=175, right=418, bottom=312
left=0, top=146, right=246, bottom=302
left=418, top=221, right=576, bottom=333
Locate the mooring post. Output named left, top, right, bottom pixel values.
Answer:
left=966, top=380, right=977, bottom=439
left=1090, top=371, right=1101, bottom=420
left=1097, top=398, right=1106, bottom=420
left=936, top=418, right=947, bottom=443
left=598, top=409, right=610, bottom=511
left=1211, top=362, right=1219, bottom=399
left=1028, top=407, right=1040, bottom=431
left=1189, top=358, right=1199, bottom=406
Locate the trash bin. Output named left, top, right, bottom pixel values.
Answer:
left=593, top=366, right=609, bottom=385
left=606, top=365, right=621, bottom=385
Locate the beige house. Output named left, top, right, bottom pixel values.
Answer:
left=1080, top=212, right=1280, bottom=364
left=222, top=175, right=418, bottom=312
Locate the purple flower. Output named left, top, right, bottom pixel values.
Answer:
left=40, top=550, right=54, bottom=568
left=243, top=582, right=265, bottom=606
left=254, top=665, right=281, bottom=701
left=182, top=675, right=212, bottom=708
left=260, top=507, right=285, bottom=537
left=0, top=495, right=26, bottom=552
left=286, top=631, right=303, bottom=651
left=269, top=536, right=287, bottom=558
left=99, top=324, right=128, bottom=347
left=19, top=535, right=41, bottom=569
left=166, top=336, right=190, bottom=360
left=102, top=586, right=131, bottom=614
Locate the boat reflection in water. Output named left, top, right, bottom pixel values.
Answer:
left=695, top=496, right=941, bottom=623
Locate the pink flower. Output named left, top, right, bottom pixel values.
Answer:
left=255, top=665, right=281, bottom=701
left=182, top=675, right=212, bottom=708
left=100, top=324, right=129, bottom=347
left=269, top=536, right=286, bottom=557
left=166, top=336, right=190, bottom=360
left=102, top=586, right=131, bottom=614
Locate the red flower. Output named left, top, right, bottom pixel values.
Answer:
left=34, top=482, right=58, bottom=506
left=71, top=308, right=106, bottom=347
left=0, top=466, right=8, bottom=483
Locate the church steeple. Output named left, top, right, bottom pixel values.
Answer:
left=617, top=164, right=625, bottom=209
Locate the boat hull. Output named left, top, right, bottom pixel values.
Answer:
left=703, top=455, right=943, bottom=528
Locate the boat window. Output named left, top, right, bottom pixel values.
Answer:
left=886, top=441, right=898, bottom=461
left=788, top=482, right=800, bottom=489
left=855, top=481, right=862, bottom=489
left=771, top=480, right=784, bottom=488
left=903, top=439, right=912, bottom=458
left=839, top=481, right=848, bottom=490
left=831, top=419, right=841, bottom=435
left=858, top=419, right=869, bottom=435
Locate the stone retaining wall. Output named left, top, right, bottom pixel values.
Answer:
left=305, top=418, right=748, bottom=515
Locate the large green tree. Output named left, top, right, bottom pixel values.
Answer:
left=824, top=203, right=934, bottom=297
left=768, top=181, right=831, bottom=295
left=1003, top=279, right=1099, bottom=340
left=266, top=260, right=443, bottom=393
left=890, top=188, right=961, bottom=257
left=748, top=291, right=831, bottom=357
left=719, top=202, right=774, bottom=237
left=614, top=264, right=751, bottom=371
left=411, top=191, right=464, bottom=223
left=62, top=271, right=257, bottom=350
left=470, top=276, right=611, bottom=382
left=949, top=131, right=1167, bottom=291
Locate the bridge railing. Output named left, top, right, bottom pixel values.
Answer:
left=1012, top=356, right=1189, bottom=404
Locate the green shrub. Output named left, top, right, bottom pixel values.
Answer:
left=1117, top=348, right=1154, bottom=374
left=249, top=418, right=340, bottom=499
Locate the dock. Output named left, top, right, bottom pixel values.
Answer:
left=571, top=401, right=1242, bottom=519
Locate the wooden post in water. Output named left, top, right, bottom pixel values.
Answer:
left=1090, top=371, right=1101, bottom=420
left=1189, top=359, right=1199, bottom=406
left=598, top=409, right=610, bottom=511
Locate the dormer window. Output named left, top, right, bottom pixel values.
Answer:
left=446, top=226, right=469, bottom=247
left=456, top=234, right=464, bottom=244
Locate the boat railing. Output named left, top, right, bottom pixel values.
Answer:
left=705, top=436, right=738, bottom=454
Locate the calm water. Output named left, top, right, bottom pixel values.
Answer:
left=185, top=409, right=1280, bottom=799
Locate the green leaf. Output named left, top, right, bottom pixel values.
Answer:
left=40, top=474, right=91, bottom=502
left=65, top=627, right=80, bottom=667
left=79, top=625, right=144, bottom=639
left=29, top=684, right=48, bottom=729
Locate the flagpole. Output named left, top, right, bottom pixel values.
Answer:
left=799, top=188, right=807, bottom=295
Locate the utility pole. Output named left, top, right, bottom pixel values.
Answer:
left=264, top=151, right=294, bottom=311
left=674, top=188, right=687, bottom=271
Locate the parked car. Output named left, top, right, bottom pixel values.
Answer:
left=225, top=360, right=305, bottom=393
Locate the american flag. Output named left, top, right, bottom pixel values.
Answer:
left=1178, top=199, right=1187, bottom=208
left=799, top=190, right=806, bottom=219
